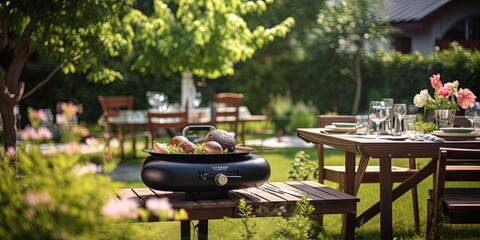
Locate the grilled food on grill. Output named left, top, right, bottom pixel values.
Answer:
left=176, top=140, right=197, bottom=154
left=153, top=141, right=170, bottom=154
left=202, top=141, right=224, bottom=154
left=170, top=135, right=189, bottom=147
left=204, top=129, right=236, bottom=152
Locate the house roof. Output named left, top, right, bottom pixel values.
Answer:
left=388, top=0, right=452, bottom=23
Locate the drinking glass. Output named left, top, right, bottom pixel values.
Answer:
left=465, top=102, right=480, bottom=127
left=404, top=114, right=417, bottom=137
left=393, top=103, right=407, bottom=135
left=382, top=98, right=394, bottom=134
left=369, top=101, right=387, bottom=139
left=355, top=114, right=369, bottom=135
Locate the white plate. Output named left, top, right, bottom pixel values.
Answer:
left=431, top=131, right=480, bottom=141
left=355, top=135, right=408, bottom=140
left=332, top=122, right=356, bottom=128
left=323, top=126, right=355, bottom=133
left=439, top=127, right=474, bottom=134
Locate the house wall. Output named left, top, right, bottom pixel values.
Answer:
left=410, top=1, right=480, bottom=54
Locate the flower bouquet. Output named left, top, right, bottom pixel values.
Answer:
left=413, top=73, right=477, bottom=128
left=414, top=73, right=476, bottom=110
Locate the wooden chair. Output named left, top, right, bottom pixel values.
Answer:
left=426, top=147, right=480, bottom=239
left=212, top=92, right=244, bottom=140
left=97, top=95, right=149, bottom=155
left=317, top=115, right=420, bottom=231
left=147, top=110, right=188, bottom=147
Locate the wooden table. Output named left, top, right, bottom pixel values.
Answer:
left=115, top=181, right=359, bottom=240
left=108, top=119, right=148, bottom=161
left=297, top=128, right=480, bottom=239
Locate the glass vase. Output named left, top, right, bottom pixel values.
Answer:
left=434, top=109, right=456, bottom=129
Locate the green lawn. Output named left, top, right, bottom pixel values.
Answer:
left=111, top=137, right=480, bottom=240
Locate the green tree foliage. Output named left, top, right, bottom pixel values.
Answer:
left=311, top=0, right=391, bottom=114
left=223, top=0, right=324, bottom=113
left=0, top=0, right=135, bottom=152
left=127, top=0, right=295, bottom=79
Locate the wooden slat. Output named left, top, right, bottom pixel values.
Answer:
left=284, top=181, right=339, bottom=201
left=246, top=186, right=288, bottom=202
left=263, top=182, right=303, bottom=201
left=301, top=181, right=359, bottom=201
left=197, top=200, right=220, bottom=209
left=234, top=188, right=269, bottom=204
left=116, top=188, right=136, bottom=200
left=228, top=190, right=254, bottom=204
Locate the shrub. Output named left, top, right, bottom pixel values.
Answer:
left=0, top=144, right=185, bottom=240
left=289, top=101, right=317, bottom=130
left=288, top=151, right=318, bottom=181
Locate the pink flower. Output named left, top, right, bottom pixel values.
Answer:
left=145, top=197, right=173, bottom=218
left=37, top=126, right=53, bottom=140
left=56, top=113, right=68, bottom=125
left=6, top=146, right=16, bottom=158
left=21, top=126, right=52, bottom=141
left=85, top=137, right=99, bottom=146
left=35, top=109, right=47, bottom=122
left=430, top=73, right=443, bottom=89
left=62, top=142, right=80, bottom=154
left=456, top=88, right=477, bottom=109
left=25, top=191, right=51, bottom=207
left=102, top=198, right=139, bottom=219
left=438, top=87, right=451, bottom=97
left=60, top=102, right=80, bottom=118
left=72, top=163, right=103, bottom=176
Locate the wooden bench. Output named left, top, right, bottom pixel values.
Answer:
left=115, top=181, right=359, bottom=240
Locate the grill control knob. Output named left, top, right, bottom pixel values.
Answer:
left=214, top=174, right=228, bottom=186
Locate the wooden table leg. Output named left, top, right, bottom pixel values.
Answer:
left=345, top=213, right=356, bottom=240
left=198, top=220, right=208, bottom=240
left=118, top=126, right=125, bottom=162
left=379, top=157, right=393, bottom=239
left=341, top=151, right=356, bottom=238
left=356, top=159, right=437, bottom=227
left=130, top=126, right=137, bottom=158
left=180, top=221, right=190, bottom=240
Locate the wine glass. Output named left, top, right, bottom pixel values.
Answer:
left=393, top=103, right=407, bottom=135
left=146, top=91, right=157, bottom=109
left=369, top=101, right=388, bottom=139
left=465, top=102, right=480, bottom=128
left=146, top=91, right=169, bottom=112
left=193, top=92, right=202, bottom=108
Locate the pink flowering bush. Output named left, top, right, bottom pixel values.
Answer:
left=0, top=144, right=186, bottom=239
left=413, top=73, right=477, bottom=110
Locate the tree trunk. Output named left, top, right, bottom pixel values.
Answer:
left=351, top=48, right=363, bottom=115
left=0, top=99, right=18, bottom=169
left=0, top=22, right=33, bottom=170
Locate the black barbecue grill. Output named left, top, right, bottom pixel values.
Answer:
left=140, top=126, right=271, bottom=199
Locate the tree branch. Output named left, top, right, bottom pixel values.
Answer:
left=21, top=55, right=81, bottom=101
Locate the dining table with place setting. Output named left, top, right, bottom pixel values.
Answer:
left=297, top=124, right=480, bottom=239
left=298, top=92, right=480, bottom=238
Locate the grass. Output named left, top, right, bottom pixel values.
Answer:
left=108, top=134, right=480, bottom=240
